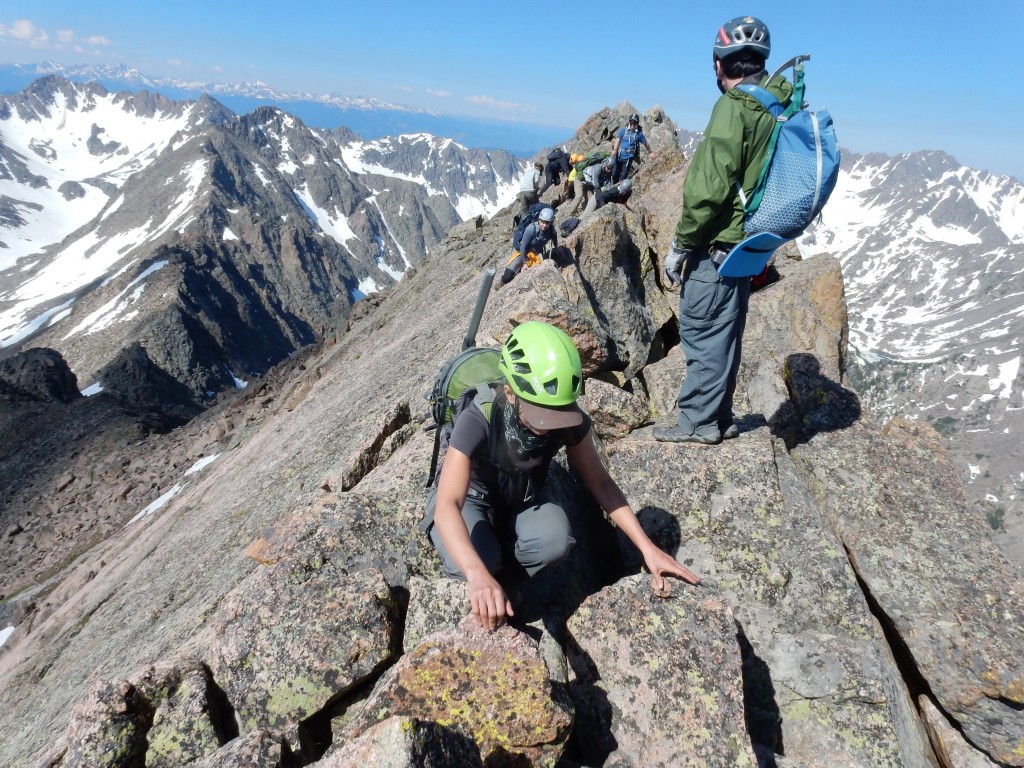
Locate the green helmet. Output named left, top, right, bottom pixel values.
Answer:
left=714, top=16, right=770, bottom=60
left=499, top=321, right=582, bottom=407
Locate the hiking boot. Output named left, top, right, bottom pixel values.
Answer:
left=653, top=424, right=722, bottom=445
left=722, top=423, right=739, bottom=440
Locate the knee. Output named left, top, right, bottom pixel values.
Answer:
left=535, top=531, right=572, bottom=567
left=517, top=523, right=573, bottom=573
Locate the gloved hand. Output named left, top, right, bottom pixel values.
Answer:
left=664, top=240, right=692, bottom=286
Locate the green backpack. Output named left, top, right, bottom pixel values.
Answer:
left=572, top=150, right=610, bottom=176
left=424, top=268, right=501, bottom=485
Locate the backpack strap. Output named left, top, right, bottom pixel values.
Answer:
left=426, top=385, right=499, bottom=488
left=473, top=384, right=497, bottom=417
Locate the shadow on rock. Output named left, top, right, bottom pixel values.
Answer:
left=770, top=352, right=861, bottom=447
left=561, top=628, right=618, bottom=766
left=737, top=622, right=784, bottom=758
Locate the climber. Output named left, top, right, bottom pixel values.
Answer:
left=656, top=15, right=791, bottom=445
left=610, top=113, right=651, bottom=183
left=421, top=321, right=701, bottom=630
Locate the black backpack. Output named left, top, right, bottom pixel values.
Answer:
left=511, top=203, right=554, bottom=253
left=424, top=268, right=501, bottom=485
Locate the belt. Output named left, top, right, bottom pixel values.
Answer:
left=707, top=242, right=736, bottom=266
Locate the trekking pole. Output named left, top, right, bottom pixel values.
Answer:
left=462, top=268, right=495, bottom=351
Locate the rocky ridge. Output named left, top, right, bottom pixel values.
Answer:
left=0, top=106, right=1021, bottom=767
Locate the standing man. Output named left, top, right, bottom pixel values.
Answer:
left=656, top=16, right=792, bottom=445
left=516, top=162, right=544, bottom=215
left=537, top=148, right=571, bottom=199
left=610, top=113, right=651, bottom=184
left=569, top=158, right=614, bottom=217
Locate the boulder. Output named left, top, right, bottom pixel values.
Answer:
left=341, top=616, right=572, bottom=767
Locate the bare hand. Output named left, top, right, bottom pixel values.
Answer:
left=644, top=548, right=701, bottom=596
left=467, top=572, right=514, bottom=630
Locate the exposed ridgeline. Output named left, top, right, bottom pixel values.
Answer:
left=0, top=106, right=1022, bottom=767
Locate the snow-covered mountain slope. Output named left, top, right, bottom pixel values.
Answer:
left=339, top=132, right=520, bottom=220
left=801, top=149, right=1024, bottom=555
left=0, top=77, right=206, bottom=270
left=0, top=77, right=525, bottom=409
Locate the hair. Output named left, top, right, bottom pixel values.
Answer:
left=715, top=49, right=767, bottom=79
left=534, top=162, right=544, bottom=171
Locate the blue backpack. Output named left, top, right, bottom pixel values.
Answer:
left=735, top=55, right=840, bottom=240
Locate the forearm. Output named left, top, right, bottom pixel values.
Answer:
left=608, top=504, right=658, bottom=556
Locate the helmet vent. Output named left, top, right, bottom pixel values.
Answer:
left=513, top=375, right=536, bottom=396
left=543, top=379, right=559, bottom=396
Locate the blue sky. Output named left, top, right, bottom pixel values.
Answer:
left=1, top=2, right=1021, bottom=180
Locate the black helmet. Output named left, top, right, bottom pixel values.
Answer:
left=628, top=112, right=640, bottom=124
left=713, top=16, right=770, bottom=60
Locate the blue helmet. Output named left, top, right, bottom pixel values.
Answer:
left=714, top=16, right=770, bottom=60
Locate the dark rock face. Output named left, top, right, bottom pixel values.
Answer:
left=1, top=104, right=1021, bottom=768
left=96, top=342, right=204, bottom=427
left=0, top=347, right=81, bottom=403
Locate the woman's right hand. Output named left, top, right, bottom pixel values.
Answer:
left=466, top=569, right=514, bottom=631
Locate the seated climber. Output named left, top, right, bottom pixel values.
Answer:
left=584, top=178, right=633, bottom=214
left=499, top=206, right=557, bottom=287
left=421, top=321, right=701, bottom=630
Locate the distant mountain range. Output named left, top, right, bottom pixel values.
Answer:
left=802, top=149, right=1024, bottom=559
left=0, top=62, right=571, bottom=155
left=0, top=75, right=525, bottom=419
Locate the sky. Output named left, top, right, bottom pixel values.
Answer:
left=1, top=2, right=1022, bottom=181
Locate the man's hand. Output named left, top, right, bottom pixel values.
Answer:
left=466, top=570, right=514, bottom=630
left=664, top=242, right=692, bottom=286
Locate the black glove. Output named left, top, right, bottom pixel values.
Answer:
left=664, top=240, right=692, bottom=286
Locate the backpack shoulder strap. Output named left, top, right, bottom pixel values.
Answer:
left=473, top=384, right=498, bottom=420
left=734, top=84, right=785, bottom=118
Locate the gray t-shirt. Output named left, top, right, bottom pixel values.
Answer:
left=448, top=391, right=590, bottom=512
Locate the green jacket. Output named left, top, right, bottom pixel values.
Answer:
left=675, top=74, right=794, bottom=249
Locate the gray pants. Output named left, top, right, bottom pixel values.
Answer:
left=517, top=190, right=538, bottom=214
left=676, top=251, right=750, bottom=439
left=567, top=179, right=589, bottom=216
left=423, top=486, right=574, bottom=578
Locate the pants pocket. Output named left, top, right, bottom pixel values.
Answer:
left=680, top=267, right=723, bottom=324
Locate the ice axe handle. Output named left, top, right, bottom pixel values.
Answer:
left=462, top=268, right=495, bottom=350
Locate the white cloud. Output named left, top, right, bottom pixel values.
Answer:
left=427, top=88, right=451, bottom=98
left=0, top=19, right=49, bottom=46
left=465, top=94, right=526, bottom=112
left=1, top=20, right=111, bottom=51
left=168, top=58, right=186, bottom=67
